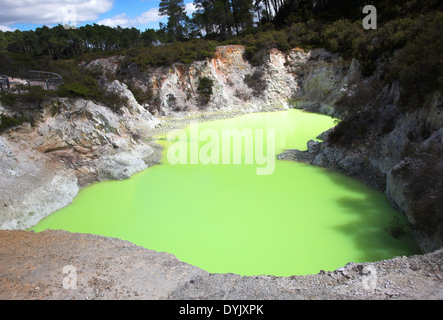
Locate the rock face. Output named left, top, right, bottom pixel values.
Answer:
left=0, top=82, right=159, bottom=230
left=289, top=49, right=361, bottom=115
left=382, top=94, right=443, bottom=252
left=280, top=89, right=443, bottom=253
left=0, top=45, right=442, bottom=300
left=119, top=46, right=356, bottom=115
left=1, top=45, right=360, bottom=230
left=0, top=135, right=79, bottom=230
left=1, top=44, right=441, bottom=256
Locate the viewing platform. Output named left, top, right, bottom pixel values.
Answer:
left=0, top=71, right=63, bottom=92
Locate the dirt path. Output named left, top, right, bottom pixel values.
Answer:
left=0, top=230, right=441, bottom=300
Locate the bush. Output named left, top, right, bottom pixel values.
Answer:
left=55, top=64, right=108, bottom=102
left=352, top=17, right=416, bottom=76
left=125, top=81, right=152, bottom=106
left=244, top=70, right=267, bottom=97
left=386, top=12, right=443, bottom=109
left=0, top=85, right=53, bottom=109
left=287, top=20, right=322, bottom=49
left=197, top=76, right=214, bottom=106
left=57, top=80, right=101, bottom=100
left=55, top=64, right=130, bottom=113
left=127, top=39, right=218, bottom=69
left=0, top=114, right=25, bottom=133
left=328, top=110, right=378, bottom=147
left=102, top=91, right=129, bottom=113
left=0, top=52, right=39, bottom=77
left=53, top=59, right=104, bottom=101
left=0, top=92, right=17, bottom=108
left=333, top=81, right=383, bottom=118
left=74, top=49, right=126, bottom=65
left=323, top=19, right=362, bottom=59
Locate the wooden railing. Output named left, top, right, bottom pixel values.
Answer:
left=0, top=75, right=10, bottom=92
left=0, top=71, right=63, bottom=92
left=26, top=70, right=64, bottom=90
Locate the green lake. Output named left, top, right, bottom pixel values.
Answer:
left=31, top=110, right=419, bottom=276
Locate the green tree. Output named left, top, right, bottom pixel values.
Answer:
left=231, top=0, right=254, bottom=34
left=193, top=0, right=213, bottom=36
left=141, top=29, right=159, bottom=46
left=0, top=31, right=8, bottom=52
left=159, top=0, right=190, bottom=41
left=193, top=0, right=235, bottom=40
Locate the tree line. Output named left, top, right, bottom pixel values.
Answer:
left=0, top=24, right=159, bottom=59
left=0, top=0, right=434, bottom=60
left=160, top=0, right=431, bottom=41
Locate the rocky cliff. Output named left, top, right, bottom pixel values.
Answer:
left=85, top=45, right=443, bottom=253
left=117, top=45, right=356, bottom=115
left=0, top=82, right=160, bottom=230
left=0, top=45, right=356, bottom=230
left=0, top=45, right=441, bottom=255
left=279, top=81, right=442, bottom=252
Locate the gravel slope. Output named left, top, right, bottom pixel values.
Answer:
left=0, top=230, right=441, bottom=300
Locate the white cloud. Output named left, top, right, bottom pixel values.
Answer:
left=0, top=25, right=17, bottom=32
left=0, top=0, right=114, bottom=26
left=97, top=13, right=131, bottom=28
left=136, top=8, right=166, bottom=24
left=98, top=7, right=167, bottom=28
left=0, top=0, right=198, bottom=30
left=98, top=2, right=197, bottom=29
left=185, top=2, right=197, bottom=16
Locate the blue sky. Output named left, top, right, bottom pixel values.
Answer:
left=0, top=0, right=197, bottom=32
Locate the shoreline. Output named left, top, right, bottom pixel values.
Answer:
left=1, top=107, right=442, bottom=300
left=1, top=229, right=441, bottom=300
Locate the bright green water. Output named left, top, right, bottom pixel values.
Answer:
left=31, top=110, right=418, bottom=276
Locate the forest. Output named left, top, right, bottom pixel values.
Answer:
left=0, top=0, right=439, bottom=60
left=0, top=0, right=441, bottom=115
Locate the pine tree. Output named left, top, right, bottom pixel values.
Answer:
left=159, top=0, right=190, bottom=42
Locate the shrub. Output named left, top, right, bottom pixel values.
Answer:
left=125, top=81, right=152, bottom=106
left=54, top=60, right=104, bottom=101
left=56, top=65, right=130, bottom=113
left=351, top=17, right=416, bottom=76
left=57, top=81, right=100, bottom=100
left=386, top=12, right=443, bottom=110
left=0, top=92, right=17, bottom=108
left=126, top=39, right=218, bottom=69
left=333, top=81, right=383, bottom=118
left=244, top=70, right=267, bottom=97
left=0, top=114, right=25, bottom=133
left=102, top=91, right=129, bottom=113
left=287, top=20, right=321, bottom=49
left=0, top=85, right=53, bottom=109
left=323, top=19, right=362, bottom=59
left=328, top=110, right=377, bottom=147
left=0, top=52, right=39, bottom=77
left=197, top=76, right=214, bottom=106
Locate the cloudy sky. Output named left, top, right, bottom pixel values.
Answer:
left=0, top=0, right=197, bottom=32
